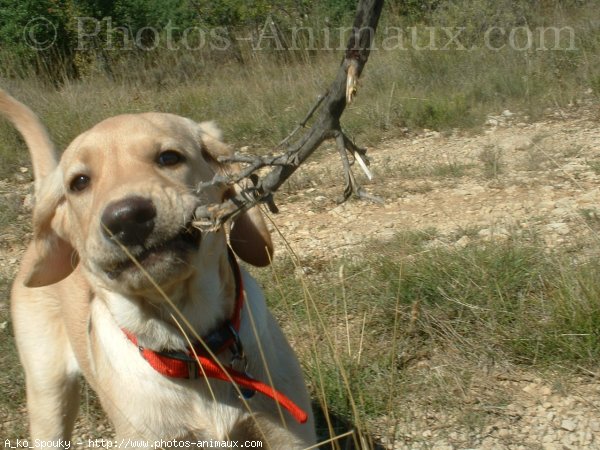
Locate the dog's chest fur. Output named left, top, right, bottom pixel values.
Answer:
left=82, top=271, right=272, bottom=441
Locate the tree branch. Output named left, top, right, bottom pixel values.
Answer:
left=195, top=0, right=385, bottom=230
left=276, top=92, right=327, bottom=149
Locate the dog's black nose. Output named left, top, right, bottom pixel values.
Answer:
left=101, top=196, right=156, bottom=246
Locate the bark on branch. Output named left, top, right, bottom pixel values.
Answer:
left=195, top=0, right=385, bottom=229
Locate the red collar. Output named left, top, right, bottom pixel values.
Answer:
left=122, top=249, right=308, bottom=424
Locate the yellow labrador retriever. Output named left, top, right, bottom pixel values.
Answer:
left=1, top=90, right=316, bottom=449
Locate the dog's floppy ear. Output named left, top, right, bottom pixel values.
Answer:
left=24, top=169, right=78, bottom=287
left=198, top=121, right=274, bottom=267
left=228, top=201, right=274, bottom=267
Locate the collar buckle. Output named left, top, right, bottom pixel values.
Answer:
left=227, top=322, right=247, bottom=372
left=227, top=323, right=255, bottom=399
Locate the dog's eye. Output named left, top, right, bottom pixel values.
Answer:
left=70, top=175, right=91, bottom=192
left=157, top=150, right=185, bottom=167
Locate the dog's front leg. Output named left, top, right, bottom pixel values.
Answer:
left=11, top=288, right=81, bottom=445
left=25, top=370, right=80, bottom=444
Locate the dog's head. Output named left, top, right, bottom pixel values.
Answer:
left=20, top=112, right=272, bottom=292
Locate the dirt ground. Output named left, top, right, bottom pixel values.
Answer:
left=1, top=101, right=600, bottom=449
left=266, top=101, right=600, bottom=450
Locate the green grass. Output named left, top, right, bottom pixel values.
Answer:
left=260, top=232, right=600, bottom=436
left=479, top=145, right=504, bottom=179
left=579, top=208, right=600, bottom=231
left=587, top=160, right=600, bottom=175
left=428, top=162, right=473, bottom=179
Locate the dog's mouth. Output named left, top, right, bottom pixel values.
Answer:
left=106, top=223, right=202, bottom=279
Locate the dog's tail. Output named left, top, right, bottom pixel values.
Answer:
left=0, top=89, right=57, bottom=191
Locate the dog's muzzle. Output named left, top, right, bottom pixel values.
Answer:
left=101, top=196, right=156, bottom=246
left=101, top=196, right=202, bottom=279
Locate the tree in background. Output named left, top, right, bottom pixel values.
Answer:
left=0, top=0, right=81, bottom=79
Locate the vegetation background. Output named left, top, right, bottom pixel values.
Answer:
left=1, top=0, right=599, bottom=448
